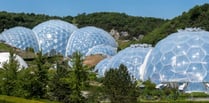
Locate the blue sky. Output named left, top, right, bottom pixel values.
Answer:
left=0, top=0, right=208, bottom=19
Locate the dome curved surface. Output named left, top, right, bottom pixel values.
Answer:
left=85, top=44, right=117, bottom=57
left=94, top=58, right=112, bottom=77
left=0, top=52, right=28, bottom=69
left=32, top=19, right=78, bottom=55
left=143, top=28, right=209, bottom=92
left=94, top=44, right=152, bottom=79
left=65, top=26, right=117, bottom=56
left=0, top=26, right=39, bottom=52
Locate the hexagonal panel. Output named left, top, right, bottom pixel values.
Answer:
left=186, top=63, right=207, bottom=82
left=187, top=36, right=204, bottom=47
left=203, top=74, right=209, bottom=82
left=174, top=55, right=190, bottom=73
left=187, top=47, right=206, bottom=62
left=159, top=65, right=175, bottom=82
left=172, top=73, right=189, bottom=82
left=173, top=43, right=189, bottom=56
left=202, top=55, right=209, bottom=75
left=160, top=42, right=174, bottom=53
left=200, top=34, right=209, bottom=44
left=161, top=52, right=176, bottom=65
left=151, top=73, right=161, bottom=84
left=202, top=43, right=209, bottom=54
left=151, top=52, right=162, bottom=65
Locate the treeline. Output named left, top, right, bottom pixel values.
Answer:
left=0, top=11, right=166, bottom=39
left=74, top=12, right=167, bottom=37
left=0, top=11, right=64, bottom=31
left=141, top=3, right=209, bottom=45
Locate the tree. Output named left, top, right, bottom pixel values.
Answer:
left=0, top=50, right=20, bottom=96
left=25, top=52, right=50, bottom=98
left=103, top=64, right=139, bottom=103
left=69, top=52, right=89, bottom=103
left=48, top=59, right=71, bottom=103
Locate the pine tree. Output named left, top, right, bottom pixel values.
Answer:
left=0, top=50, right=20, bottom=96
left=103, top=64, right=139, bottom=103
left=48, top=59, right=71, bottom=103
left=28, top=52, right=49, bottom=98
left=69, top=52, right=89, bottom=103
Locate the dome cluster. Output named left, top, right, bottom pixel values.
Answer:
left=0, top=20, right=117, bottom=57
left=95, top=28, right=209, bottom=93
left=2, top=19, right=209, bottom=93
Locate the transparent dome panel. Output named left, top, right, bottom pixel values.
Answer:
left=86, top=44, right=117, bottom=57
left=94, top=58, right=112, bottom=77
left=33, top=19, right=78, bottom=55
left=144, top=28, right=209, bottom=92
left=65, top=26, right=117, bottom=56
left=0, top=26, right=39, bottom=52
left=94, top=44, right=152, bottom=80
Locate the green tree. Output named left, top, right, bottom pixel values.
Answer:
left=25, top=52, right=50, bottom=98
left=48, top=60, right=71, bottom=103
left=69, top=52, right=89, bottom=103
left=103, top=64, right=139, bottom=103
left=0, top=50, right=20, bottom=96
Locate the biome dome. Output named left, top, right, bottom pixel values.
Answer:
left=0, top=52, right=28, bottom=69
left=94, top=44, right=152, bottom=80
left=0, top=27, right=39, bottom=52
left=85, top=44, right=117, bottom=57
left=65, top=26, right=118, bottom=57
left=33, top=19, right=78, bottom=55
left=143, top=28, right=209, bottom=93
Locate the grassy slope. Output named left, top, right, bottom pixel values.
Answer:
left=0, top=95, right=60, bottom=103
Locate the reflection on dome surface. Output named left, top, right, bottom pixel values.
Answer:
left=0, top=27, right=39, bottom=52
left=144, top=28, right=209, bottom=92
left=33, top=19, right=78, bottom=55
left=65, top=26, right=117, bottom=57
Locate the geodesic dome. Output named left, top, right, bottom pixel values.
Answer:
left=94, top=58, right=112, bottom=77
left=85, top=44, right=117, bottom=57
left=0, top=27, right=39, bottom=52
left=33, top=19, right=78, bottom=55
left=65, top=26, right=117, bottom=57
left=0, top=52, right=28, bottom=69
left=94, top=44, right=152, bottom=79
left=143, top=28, right=209, bottom=92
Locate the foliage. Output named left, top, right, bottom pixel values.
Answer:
left=0, top=50, right=22, bottom=96
left=0, top=11, right=62, bottom=32
left=103, top=64, right=139, bottom=103
left=69, top=52, right=90, bottom=103
left=0, top=43, right=13, bottom=52
left=75, top=12, right=166, bottom=39
left=0, top=11, right=166, bottom=41
left=141, top=3, right=209, bottom=45
left=20, top=52, right=50, bottom=98
left=48, top=60, right=71, bottom=103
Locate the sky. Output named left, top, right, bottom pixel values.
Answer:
left=0, top=0, right=208, bottom=19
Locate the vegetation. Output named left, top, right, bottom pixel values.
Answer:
left=103, top=64, right=139, bottom=103
left=0, top=3, right=209, bottom=103
left=141, top=3, right=209, bottom=45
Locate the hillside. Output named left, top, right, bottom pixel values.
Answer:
left=1, top=3, right=209, bottom=47
left=0, top=11, right=166, bottom=40
left=74, top=12, right=167, bottom=39
left=141, top=3, right=209, bottom=45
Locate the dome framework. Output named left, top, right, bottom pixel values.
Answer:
left=143, top=28, right=209, bottom=93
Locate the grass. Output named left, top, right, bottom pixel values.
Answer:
left=0, top=95, right=60, bottom=103
left=0, top=43, right=13, bottom=52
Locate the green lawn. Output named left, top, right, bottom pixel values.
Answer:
left=0, top=95, right=60, bottom=103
